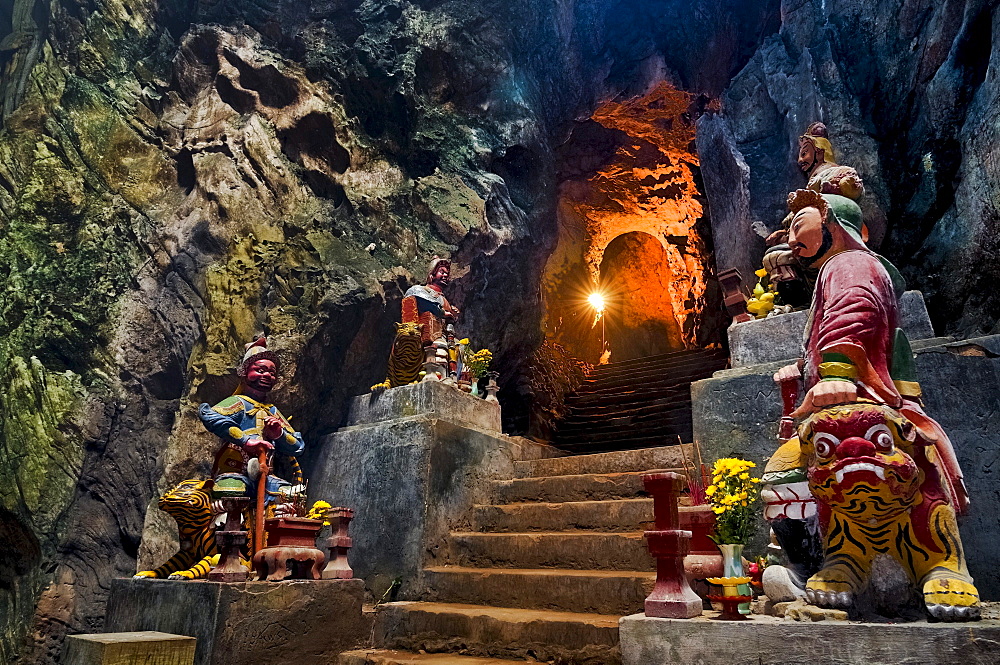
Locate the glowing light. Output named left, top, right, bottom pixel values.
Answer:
left=588, top=292, right=606, bottom=313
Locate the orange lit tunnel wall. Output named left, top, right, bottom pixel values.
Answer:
left=543, top=83, right=719, bottom=364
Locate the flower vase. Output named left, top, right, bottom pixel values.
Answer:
left=718, top=543, right=752, bottom=615
left=471, top=378, right=481, bottom=397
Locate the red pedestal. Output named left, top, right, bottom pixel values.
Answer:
left=252, top=517, right=326, bottom=581
left=322, top=507, right=355, bottom=580
left=642, top=472, right=704, bottom=618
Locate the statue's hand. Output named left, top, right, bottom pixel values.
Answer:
left=773, top=363, right=801, bottom=385
left=262, top=416, right=283, bottom=441
left=766, top=229, right=789, bottom=247
left=244, top=438, right=274, bottom=456
left=791, top=380, right=857, bottom=418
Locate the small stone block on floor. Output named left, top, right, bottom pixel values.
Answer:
left=63, top=631, right=195, bottom=665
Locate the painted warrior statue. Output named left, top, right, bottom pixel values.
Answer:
left=762, top=190, right=978, bottom=621
left=198, top=337, right=305, bottom=503
left=402, top=257, right=461, bottom=381
left=762, top=123, right=867, bottom=309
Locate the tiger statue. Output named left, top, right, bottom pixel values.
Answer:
left=134, top=479, right=248, bottom=580
left=796, top=402, right=979, bottom=621
left=372, top=322, right=425, bottom=390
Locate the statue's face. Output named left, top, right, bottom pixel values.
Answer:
left=245, top=359, right=277, bottom=392
left=798, top=140, right=819, bottom=172
left=801, top=404, right=921, bottom=521
left=431, top=264, right=450, bottom=286
left=788, top=207, right=827, bottom=261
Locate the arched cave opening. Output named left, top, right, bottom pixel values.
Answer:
left=598, top=231, right=685, bottom=362
left=543, top=82, right=725, bottom=367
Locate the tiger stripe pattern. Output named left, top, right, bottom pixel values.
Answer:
left=373, top=322, right=425, bottom=389
left=134, top=479, right=239, bottom=580
left=798, top=403, right=980, bottom=620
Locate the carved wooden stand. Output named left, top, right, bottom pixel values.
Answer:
left=252, top=517, right=326, bottom=581
left=642, top=472, right=703, bottom=618
left=322, top=507, right=355, bottom=579
left=208, top=497, right=250, bottom=582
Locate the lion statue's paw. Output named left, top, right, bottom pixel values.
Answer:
left=924, top=577, right=981, bottom=621
left=806, top=568, right=856, bottom=608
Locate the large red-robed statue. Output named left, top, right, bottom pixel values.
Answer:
left=762, top=190, right=979, bottom=621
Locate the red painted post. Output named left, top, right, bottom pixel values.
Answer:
left=322, top=507, right=355, bottom=579
left=642, top=472, right=703, bottom=618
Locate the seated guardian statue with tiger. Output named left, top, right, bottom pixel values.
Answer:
left=764, top=191, right=978, bottom=620
left=374, top=257, right=462, bottom=389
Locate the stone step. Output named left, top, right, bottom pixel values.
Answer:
left=556, top=414, right=692, bottom=439
left=555, top=421, right=691, bottom=445
left=448, top=531, right=654, bottom=571
left=373, top=602, right=620, bottom=665
left=565, top=385, right=690, bottom=407
left=422, top=566, right=655, bottom=615
left=588, top=349, right=725, bottom=374
left=573, top=366, right=722, bottom=397
left=493, top=470, right=671, bottom=503
left=513, top=445, right=691, bottom=478
left=551, top=435, right=693, bottom=455
left=472, top=498, right=654, bottom=532
left=563, top=394, right=689, bottom=418
left=580, top=357, right=728, bottom=391
left=337, top=649, right=529, bottom=665
left=557, top=406, right=692, bottom=432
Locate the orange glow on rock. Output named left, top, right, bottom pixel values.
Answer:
left=544, top=83, right=716, bottom=362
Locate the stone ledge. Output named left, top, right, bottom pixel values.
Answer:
left=104, top=578, right=368, bottom=665
left=729, top=290, right=935, bottom=367
left=346, top=380, right=501, bottom=432
left=311, top=417, right=520, bottom=600
left=64, top=631, right=195, bottom=665
left=620, top=612, right=1000, bottom=665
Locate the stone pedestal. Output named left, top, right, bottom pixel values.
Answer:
left=619, top=612, right=1000, bottom=665
left=311, top=381, right=553, bottom=599
left=728, top=290, right=935, bottom=367
left=346, top=380, right=501, bottom=432
left=322, top=507, right=355, bottom=579
left=103, top=578, right=367, bottom=665
left=642, top=473, right=703, bottom=618
left=692, top=333, right=1000, bottom=599
left=63, top=632, right=195, bottom=665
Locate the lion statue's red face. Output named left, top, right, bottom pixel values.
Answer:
left=799, top=403, right=921, bottom=522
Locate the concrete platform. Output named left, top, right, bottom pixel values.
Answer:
left=692, top=334, right=1000, bottom=599
left=346, top=381, right=501, bottom=432
left=728, top=289, right=935, bottom=367
left=103, top=578, right=368, bottom=665
left=619, top=612, right=1000, bottom=665
left=63, top=631, right=195, bottom=665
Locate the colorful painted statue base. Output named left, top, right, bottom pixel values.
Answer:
left=797, top=403, right=979, bottom=621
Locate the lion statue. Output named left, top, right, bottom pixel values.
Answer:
left=788, top=402, right=979, bottom=621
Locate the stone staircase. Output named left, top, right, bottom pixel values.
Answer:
left=553, top=349, right=729, bottom=454
left=337, top=445, right=693, bottom=665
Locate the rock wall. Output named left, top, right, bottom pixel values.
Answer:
left=699, top=0, right=1000, bottom=339
left=4, top=0, right=998, bottom=661
left=0, top=0, right=779, bottom=662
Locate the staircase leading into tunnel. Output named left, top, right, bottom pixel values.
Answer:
left=553, top=348, right=730, bottom=454
left=337, top=445, right=695, bottom=665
